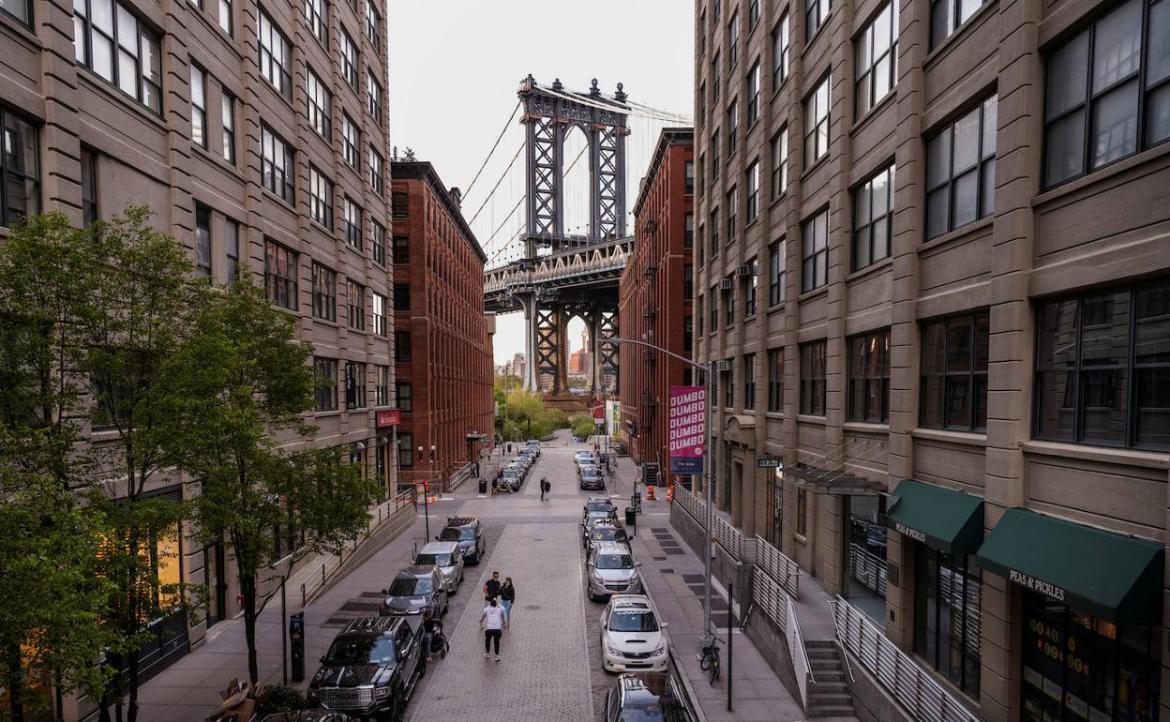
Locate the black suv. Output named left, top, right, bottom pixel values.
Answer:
left=603, top=672, right=695, bottom=722
left=380, top=566, right=448, bottom=617
left=436, top=516, right=485, bottom=564
left=307, top=615, right=424, bottom=721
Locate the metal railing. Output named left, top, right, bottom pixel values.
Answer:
left=751, top=568, right=814, bottom=709
left=829, top=598, right=980, bottom=722
left=673, top=484, right=748, bottom=562
left=849, top=543, right=887, bottom=597
left=753, top=534, right=801, bottom=598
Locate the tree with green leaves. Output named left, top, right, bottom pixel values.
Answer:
left=158, top=274, right=377, bottom=683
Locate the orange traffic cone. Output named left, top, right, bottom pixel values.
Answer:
left=646, top=485, right=656, bottom=501
left=666, top=484, right=675, bottom=502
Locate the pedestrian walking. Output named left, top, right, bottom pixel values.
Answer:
left=543, top=478, right=551, bottom=500
left=484, top=571, right=501, bottom=601
left=500, top=577, right=516, bottom=628
left=539, top=476, right=548, bottom=501
left=422, top=610, right=437, bottom=660
left=481, top=598, right=505, bottom=661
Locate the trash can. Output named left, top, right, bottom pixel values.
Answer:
left=478, top=478, right=487, bottom=494
left=625, top=507, right=636, bottom=526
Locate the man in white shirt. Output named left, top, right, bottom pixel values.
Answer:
left=481, top=596, right=506, bottom=661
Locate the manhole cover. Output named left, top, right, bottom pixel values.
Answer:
left=524, top=604, right=541, bottom=610
left=532, top=537, right=543, bottom=542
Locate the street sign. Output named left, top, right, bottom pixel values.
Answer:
left=757, top=456, right=781, bottom=468
left=668, top=386, right=705, bottom=475
left=376, top=409, right=400, bottom=427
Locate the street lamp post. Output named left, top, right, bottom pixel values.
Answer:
left=608, top=336, right=717, bottom=648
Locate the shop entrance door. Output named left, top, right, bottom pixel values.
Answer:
left=842, top=494, right=887, bottom=625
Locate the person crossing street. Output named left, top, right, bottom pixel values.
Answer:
left=481, top=597, right=505, bottom=661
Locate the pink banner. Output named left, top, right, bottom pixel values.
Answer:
left=669, top=385, right=705, bottom=474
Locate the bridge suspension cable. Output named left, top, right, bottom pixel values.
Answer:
left=467, top=139, right=524, bottom=226
left=463, top=100, right=521, bottom=198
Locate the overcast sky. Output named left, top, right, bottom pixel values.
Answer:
left=388, top=0, right=695, bottom=365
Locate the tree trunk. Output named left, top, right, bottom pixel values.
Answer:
left=240, top=572, right=259, bottom=684
left=7, top=642, right=25, bottom=722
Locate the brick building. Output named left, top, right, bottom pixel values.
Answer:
left=694, top=0, right=1170, bottom=719
left=0, top=0, right=393, bottom=708
left=618, top=128, right=695, bottom=480
left=390, top=160, right=494, bottom=492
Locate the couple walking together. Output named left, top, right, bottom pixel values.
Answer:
left=480, top=571, right=515, bottom=661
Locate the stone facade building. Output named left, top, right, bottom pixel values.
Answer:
left=0, top=0, right=393, bottom=708
left=390, top=160, right=495, bottom=493
left=618, top=128, right=696, bottom=481
left=693, top=0, right=1170, bottom=719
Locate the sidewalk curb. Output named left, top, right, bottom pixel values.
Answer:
left=636, top=570, right=710, bottom=722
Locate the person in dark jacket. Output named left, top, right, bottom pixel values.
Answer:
left=500, top=577, right=516, bottom=628
left=484, top=571, right=501, bottom=601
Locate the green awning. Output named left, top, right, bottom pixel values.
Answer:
left=977, top=508, right=1164, bottom=625
left=884, top=479, right=984, bottom=555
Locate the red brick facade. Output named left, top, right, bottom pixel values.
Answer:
left=618, top=129, right=694, bottom=481
left=390, top=161, right=494, bottom=491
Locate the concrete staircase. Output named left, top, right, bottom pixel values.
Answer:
left=805, top=640, right=855, bottom=717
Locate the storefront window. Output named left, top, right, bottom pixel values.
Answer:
left=1022, top=591, right=1160, bottom=722
left=914, top=547, right=981, bottom=698
left=844, top=495, right=887, bottom=623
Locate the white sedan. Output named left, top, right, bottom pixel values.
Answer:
left=599, top=595, right=669, bottom=673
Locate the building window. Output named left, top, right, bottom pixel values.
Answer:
left=340, top=29, right=358, bottom=89
left=697, top=295, right=704, bottom=336
left=392, top=191, right=408, bottom=218
left=397, top=432, right=413, bottom=467
left=926, top=94, right=997, bottom=239
left=771, top=127, right=788, bottom=199
left=685, top=213, right=694, bottom=248
left=81, top=145, right=97, bottom=226
left=194, top=203, right=212, bottom=278
left=709, top=206, right=719, bottom=256
left=372, top=291, right=387, bottom=335
left=684, top=264, right=694, bottom=301
left=848, top=329, right=890, bottom=423
left=746, top=161, right=760, bottom=223
left=747, top=62, right=761, bottom=125
left=743, top=257, right=758, bottom=316
left=2, top=0, right=31, bottom=26
left=311, top=261, right=337, bottom=322
left=306, top=69, right=331, bottom=139
left=805, top=76, right=831, bottom=164
left=710, top=129, right=720, bottom=183
left=313, top=357, right=337, bottom=411
left=221, top=92, right=236, bottom=164
left=225, top=219, right=238, bottom=284
left=264, top=239, right=297, bottom=310
left=346, top=278, right=365, bottom=330
left=749, top=0, right=759, bottom=28
left=374, top=365, right=389, bottom=406
left=721, top=360, right=734, bottom=407
left=698, top=222, right=705, bottom=266
left=726, top=99, right=738, bottom=154
left=796, top=488, right=807, bottom=536
left=801, top=209, right=828, bottom=292
left=371, top=221, right=386, bottom=266
left=367, top=71, right=382, bottom=122
left=685, top=161, right=694, bottom=195
left=218, top=0, right=231, bottom=35
left=304, top=0, right=326, bottom=46
left=856, top=1, right=898, bottom=118
left=344, top=197, right=362, bottom=248
left=767, top=348, right=784, bottom=412
left=744, top=353, right=756, bottom=410
left=308, top=166, right=333, bottom=229
left=930, top=0, right=983, bottom=50
left=393, top=234, right=409, bottom=263
left=345, top=361, right=366, bottom=410
left=772, top=14, right=789, bottom=89
left=709, top=284, right=719, bottom=332
left=368, top=146, right=384, bottom=193
left=342, top=114, right=359, bottom=169
left=800, top=341, right=827, bottom=416
left=1035, top=279, right=1170, bottom=450
left=393, top=282, right=410, bottom=311
left=1044, top=0, right=1170, bottom=187
left=73, top=0, right=162, bottom=113
left=190, top=64, right=207, bottom=148
left=365, top=0, right=380, bottom=48
left=395, top=382, right=412, bottom=412
left=914, top=549, right=981, bottom=698
left=261, top=125, right=294, bottom=203
left=921, top=310, right=989, bottom=431
left=853, top=164, right=894, bottom=270
left=723, top=274, right=734, bottom=326
left=394, top=330, right=412, bottom=362
left=727, top=11, right=739, bottom=67
left=726, top=186, right=737, bottom=244
left=768, top=239, right=785, bottom=307
left=806, top=0, right=831, bottom=41
left=257, top=10, right=292, bottom=100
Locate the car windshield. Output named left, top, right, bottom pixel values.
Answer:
left=583, top=471, right=601, bottom=479
left=586, top=501, right=612, bottom=512
left=415, top=553, right=452, bottom=567
left=324, top=634, right=395, bottom=665
left=596, top=553, right=634, bottom=570
left=388, top=576, right=433, bottom=596
left=439, top=527, right=475, bottom=541
left=610, top=610, right=659, bottom=632
left=592, top=527, right=626, bottom=541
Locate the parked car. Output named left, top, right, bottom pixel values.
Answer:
left=602, top=672, right=695, bottom=721
left=580, top=467, right=604, bottom=491
left=575, top=450, right=597, bottom=465
left=586, top=542, right=642, bottom=601
left=260, top=713, right=349, bottom=722
left=413, top=541, right=464, bottom=594
left=583, top=511, right=619, bottom=541
left=525, top=439, right=541, bottom=457
left=306, top=615, right=425, bottom=720
left=437, top=516, right=485, bottom=564
left=585, top=523, right=629, bottom=553
left=380, top=566, right=448, bottom=617
left=600, top=595, right=669, bottom=673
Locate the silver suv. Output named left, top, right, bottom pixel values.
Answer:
left=586, top=541, right=642, bottom=602
left=413, top=541, right=464, bottom=593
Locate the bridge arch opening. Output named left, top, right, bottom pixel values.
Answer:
left=561, top=125, right=591, bottom=244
